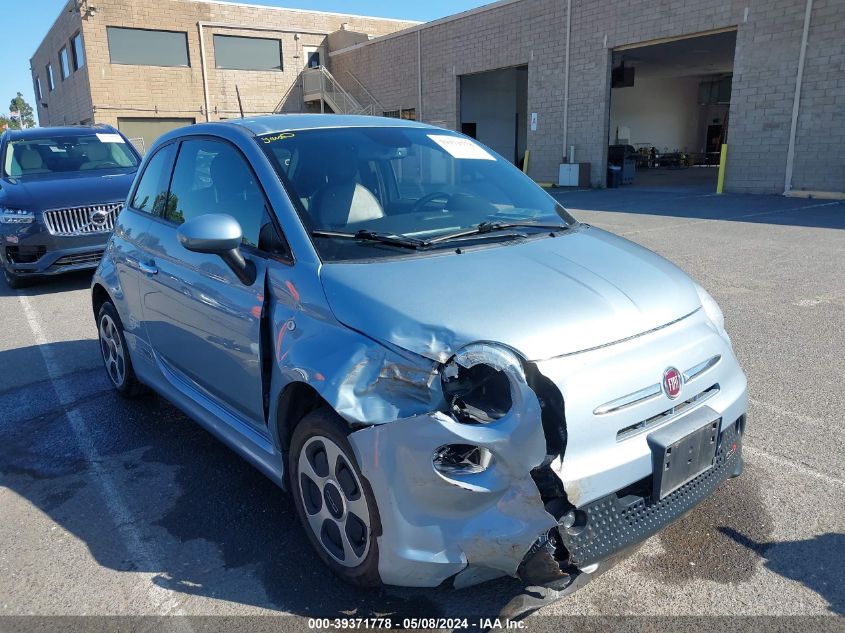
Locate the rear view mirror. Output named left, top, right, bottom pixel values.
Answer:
left=177, top=213, right=256, bottom=285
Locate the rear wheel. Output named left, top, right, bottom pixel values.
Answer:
left=289, top=409, right=381, bottom=587
left=98, top=301, right=146, bottom=398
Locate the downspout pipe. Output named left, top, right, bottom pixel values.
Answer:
left=783, top=0, right=813, bottom=195
left=562, top=0, right=572, bottom=158
left=198, top=22, right=211, bottom=122
left=417, top=30, right=423, bottom=123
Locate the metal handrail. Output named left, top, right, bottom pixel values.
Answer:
left=302, top=66, right=373, bottom=115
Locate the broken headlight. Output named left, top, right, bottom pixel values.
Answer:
left=441, top=344, right=521, bottom=424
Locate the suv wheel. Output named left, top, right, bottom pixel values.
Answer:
left=98, top=301, right=146, bottom=398
left=289, top=409, right=382, bottom=587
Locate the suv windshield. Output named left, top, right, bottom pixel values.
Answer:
left=3, top=132, right=139, bottom=178
left=259, top=127, right=575, bottom=261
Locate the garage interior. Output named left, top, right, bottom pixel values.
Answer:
left=460, top=66, right=529, bottom=167
left=607, top=30, right=737, bottom=191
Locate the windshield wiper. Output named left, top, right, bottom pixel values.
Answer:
left=311, top=229, right=425, bottom=250
left=425, top=221, right=569, bottom=245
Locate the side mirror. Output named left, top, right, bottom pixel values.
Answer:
left=177, top=213, right=256, bottom=285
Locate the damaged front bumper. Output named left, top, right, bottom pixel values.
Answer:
left=347, top=347, right=560, bottom=588
left=346, top=313, right=747, bottom=591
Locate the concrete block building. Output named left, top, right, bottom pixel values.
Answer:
left=32, top=0, right=845, bottom=195
left=30, top=0, right=416, bottom=151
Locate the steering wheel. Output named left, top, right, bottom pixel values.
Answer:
left=410, top=191, right=452, bottom=213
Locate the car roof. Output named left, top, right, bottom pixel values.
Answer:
left=4, top=124, right=118, bottom=141
left=223, top=114, right=436, bottom=136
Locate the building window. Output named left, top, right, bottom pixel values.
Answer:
left=46, top=64, right=55, bottom=91
left=384, top=108, right=416, bottom=121
left=59, top=46, right=71, bottom=80
left=213, top=35, right=282, bottom=71
left=107, top=27, right=190, bottom=67
left=72, top=32, right=85, bottom=70
left=34, top=76, right=42, bottom=101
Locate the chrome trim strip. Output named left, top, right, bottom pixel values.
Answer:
left=594, top=383, right=662, bottom=415
left=683, top=354, right=721, bottom=382
left=616, top=384, right=721, bottom=441
left=594, top=353, right=723, bottom=416
left=542, top=308, right=700, bottom=361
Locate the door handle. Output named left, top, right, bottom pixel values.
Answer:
left=138, top=261, right=158, bottom=275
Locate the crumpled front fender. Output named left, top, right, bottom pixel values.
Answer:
left=347, top=348, right=556, bottom=587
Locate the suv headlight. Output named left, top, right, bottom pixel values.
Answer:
left=0, top=207, right=34, bottom=224
left=695, top=283, right=726, bottom=337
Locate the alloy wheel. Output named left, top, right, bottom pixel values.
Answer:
left=99, top=313, right=126, bottom=388
left=298, top=435, right=371, bottom=567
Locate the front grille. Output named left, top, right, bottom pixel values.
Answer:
left=43, top=203, right=122, bottom=237
left=53, top=250, right=104, bottom=267
left=560, top=420, right=741, bottom=566
left=616, top=384, right=720, bottom=441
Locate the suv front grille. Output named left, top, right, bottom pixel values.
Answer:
left=53, top=250, right=105, bottom=267
left=43, top=203, right=122, bottom=237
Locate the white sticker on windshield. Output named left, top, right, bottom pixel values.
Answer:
left=96, top=133, right=125, bottom=144
left=428, top=134, right=495, bottom=160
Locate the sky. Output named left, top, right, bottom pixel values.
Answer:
left=2, top=0, right=489, bottom=124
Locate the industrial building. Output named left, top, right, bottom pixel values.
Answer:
left=32, top=0, right=845, bottom=195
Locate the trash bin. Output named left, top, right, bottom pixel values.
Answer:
left=607, top=164, right=622, bottom=188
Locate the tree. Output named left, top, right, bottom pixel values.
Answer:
left=8, top=93, right=36, bottom=129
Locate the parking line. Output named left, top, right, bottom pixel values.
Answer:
left=745, top=446, right=844, bottom=488
left=17, top=293, right=189, bottom=618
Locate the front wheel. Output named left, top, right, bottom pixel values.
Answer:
left=289, top=409, right=382, bottom=587
left=98, top=301, right=146, bottom=398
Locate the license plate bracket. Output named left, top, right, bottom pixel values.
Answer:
left=647, top=406, right=721, bottom=501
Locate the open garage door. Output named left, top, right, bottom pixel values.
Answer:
left=460, top=66, right=528, bottom=166
left=117, top=117, right=196, bottom=155
left=608, top=30, right=736, bottom=192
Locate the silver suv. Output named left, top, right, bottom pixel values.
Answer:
left=92, top=115, right=747, bottom=594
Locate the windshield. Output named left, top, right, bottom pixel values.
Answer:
left=3, top=132, right=139, bottom=178
left=259, top=127, right=575, bottom=261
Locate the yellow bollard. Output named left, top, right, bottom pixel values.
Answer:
left=522, top=149, right=530, bottom=175
left=716, top=144, right=728, bottom=194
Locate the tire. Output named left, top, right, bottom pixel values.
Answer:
left=97, top=301, right=146, bottom=398
left=289, top=408, right=382, bottom=587
left=3, top=267, right=30, bottom=290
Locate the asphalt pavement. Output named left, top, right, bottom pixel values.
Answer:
left=0, top=187, right=843, bottom=629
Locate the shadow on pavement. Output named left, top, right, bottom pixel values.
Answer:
left=721, top=528, right=845, bottom=616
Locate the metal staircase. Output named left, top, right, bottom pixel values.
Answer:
left=302, top=66, right=375, bottom=115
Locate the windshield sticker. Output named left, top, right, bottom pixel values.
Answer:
left=262, top=132, right=296, bottom=144
left=96, top=133, right=126, bottom=144
left=48, top=146, right=67, bottom=153
left=428, top=134, right=495, bottom=160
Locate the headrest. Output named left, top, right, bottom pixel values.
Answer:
left=19, top=147, right=44, bottom=170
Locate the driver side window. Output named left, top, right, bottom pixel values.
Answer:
left=166, top=139, right=270, bottom=248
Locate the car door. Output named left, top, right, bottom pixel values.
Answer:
left=138, top=137, right=274, bottom=430
left=111, top=142, right=177, bottom=352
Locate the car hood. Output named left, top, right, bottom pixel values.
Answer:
left=0, top=171, right=136, bottom=211
left=319, top=226, right=703, bottom=363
